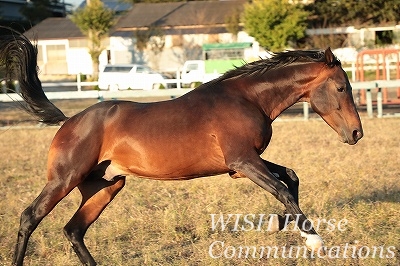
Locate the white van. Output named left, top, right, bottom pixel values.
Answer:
left=98, top=64, right=167, bottom=91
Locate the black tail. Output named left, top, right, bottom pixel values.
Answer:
left=0, top=27, right=67, bottom=125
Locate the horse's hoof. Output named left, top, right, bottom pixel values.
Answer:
left=301, top=231, right=324, bottom=253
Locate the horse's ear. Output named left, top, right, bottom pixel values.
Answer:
left=324, top=47, right=335, bottom=65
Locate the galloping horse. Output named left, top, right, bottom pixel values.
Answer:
left=0, top=30, right=363, bottom=266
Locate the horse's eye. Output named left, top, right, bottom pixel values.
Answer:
left=337, top=87, right=345, bottom=92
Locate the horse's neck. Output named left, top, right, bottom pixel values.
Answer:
left=248, top=65, right=319, bottom=121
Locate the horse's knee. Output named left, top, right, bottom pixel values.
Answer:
left=286, top=168, right=299, bottom=186
left=63, top=224, right=97, bottom=265
left=18, top=206, right=39, bottom=236
left=63, top=224, right=84, bottom=244
left=275, top=187, right=296, bottom=205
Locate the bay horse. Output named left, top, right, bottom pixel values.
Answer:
left=0, top=30, right=363, bottom=266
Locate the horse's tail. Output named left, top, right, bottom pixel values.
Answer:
left=0, top=27, right=67, bottom=125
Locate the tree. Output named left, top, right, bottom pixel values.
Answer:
left=307, top=0, right=400, bottom=28
left=225, top=7, right=241, bottom=42
left=71, top=0, right=115, bottom=78
left=243, top=0, right=309, bottom=51
left=134, top=25, right=165, bottom=68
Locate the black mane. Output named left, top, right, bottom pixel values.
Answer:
left=218, top=50, right=340, bottom=81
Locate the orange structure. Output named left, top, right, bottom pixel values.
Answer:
left=355, top=49, right=400, bottom=105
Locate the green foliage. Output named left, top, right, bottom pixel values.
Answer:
left=307, top=0, right=400, bottom=28
left=71, top=0, right=114, bottom=39
left=134, top=25, right=165, bottom=52
left=20, top=0, right=53, bottom=25
left=225, top=7, right=241, bottom=39
left=71, top=0, right=115, bottom=76
left=243, top=0, right=309, bottom=51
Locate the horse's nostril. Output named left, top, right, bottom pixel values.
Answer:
left=353, top=129, right=363, bottom=141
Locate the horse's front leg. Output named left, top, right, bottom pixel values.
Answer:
left=229, top=160, right=300, bottom=233
left=262, top=160, right=299, bottom=205
left=227, top=154, right=324, bottom=253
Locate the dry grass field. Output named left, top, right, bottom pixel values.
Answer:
left=0, top=100, right=399, bottom=266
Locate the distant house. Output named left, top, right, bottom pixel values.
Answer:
left=23, top=18, right=93, bottom=76
left=111, top=1, right=258, bottom=72
left=23, top=0, right=256, bottom=76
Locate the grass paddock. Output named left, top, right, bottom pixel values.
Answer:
left=0, top=112, right=399, bottom=265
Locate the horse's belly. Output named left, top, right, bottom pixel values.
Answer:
left=103, top=133, right=229, bottom=180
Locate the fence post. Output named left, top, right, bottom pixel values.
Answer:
left=377, top=87, right=383, bottom=118
left=77, top=74, right=82, bottom=92
left=302, top=102, right=309, bottom=120
left=0, top=80, right=6, bottom=93
left=14, top=80, right=20, bottom=93
left=366, top=88, right=373, bottom=118
left=176, top=70, right=181, bottom=90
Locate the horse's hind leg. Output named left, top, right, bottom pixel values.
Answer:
left=13, top=180, right=79, bottom=266
left=63, top=173, right=126, bottom=266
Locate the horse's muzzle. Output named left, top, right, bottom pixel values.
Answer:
left=347, top=128, right=363, bottom=145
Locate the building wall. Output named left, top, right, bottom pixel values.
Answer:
left=307, top=25, right=400, bottom=49
left=37, top=39, right=93, bottom=76
left=107, top=31, right=258, bottom=73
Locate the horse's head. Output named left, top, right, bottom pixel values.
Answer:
left=308, top=48, right=363, bottom=145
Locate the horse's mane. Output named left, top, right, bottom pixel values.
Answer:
left=217, top=50, right=340, bottom=81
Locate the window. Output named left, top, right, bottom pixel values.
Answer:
left=104, top=66, right=133, bottom=73
left=136, top=66, right=151, bottom=73
left=204, top=49, right=244, bottom=60
left=186, top=63, right=199, bottom=71
left=69, top=39, right=88, bottom=48
left=376, top=30, right=393, bottom=45
left=46, top=45, right=66, bottom=61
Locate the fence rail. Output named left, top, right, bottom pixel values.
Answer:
left=1, top=79, right=400, bottom=119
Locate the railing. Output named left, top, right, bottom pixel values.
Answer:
left=351, top=80, right=400, bottom=118
left=1, top=79, right=400, bottom=119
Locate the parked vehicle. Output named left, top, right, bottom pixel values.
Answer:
left=180, top=60, right=221, bottom=88
left=98, top=64, right=167, bottom=91
left=180, top=42, right=254, bottom=87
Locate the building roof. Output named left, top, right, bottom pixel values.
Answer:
left=116, top=2, right=184, bottom=29
left=115, top=1, right=245, bottom=30
left=24, top=17, right=84, bottom=39
left=23, top=1, right=245, bottom=40
left=162, top=1, right=244, bottom=27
